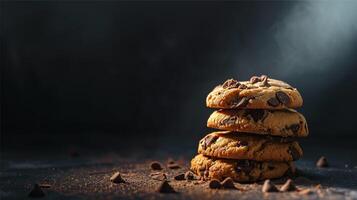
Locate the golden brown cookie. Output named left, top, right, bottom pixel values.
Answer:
left=207, top=109, right=308, bottom=137
left=198, top=131, right=303, bottom=161
left=190, top=154, right=295, bottom=182
left=206, top=76, right=303, bottom=109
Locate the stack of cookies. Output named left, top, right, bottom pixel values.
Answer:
left=191, top=75, right=309, bottom=182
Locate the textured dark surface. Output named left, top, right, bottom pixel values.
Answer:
left=1, top=145, right=357, bottom=200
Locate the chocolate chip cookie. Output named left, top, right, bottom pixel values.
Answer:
left=191, top=154, right=295, bottom=182
left=198, top=132, right=303, bottom=161
left=206, top=76, right=303, bottom=109
left=207, top=109, right=308, bottom=137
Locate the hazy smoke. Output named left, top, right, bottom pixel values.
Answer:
left=273, top=1, right=357, bottom=75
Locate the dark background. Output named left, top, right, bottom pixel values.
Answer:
left=2, top=1, right=357, bottom=157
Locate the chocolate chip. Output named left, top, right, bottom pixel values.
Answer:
left=221, top=177, right=235, bottom=189
left=236, top=160, right=253, bottom=174
left=287, top=124, right=300, bottom=135
left=150, top=161, right=163, bottom=170
left=110, top=172, right=125, bottom=183
left=209, top=179, right=221, bottom=189
left=237, top=140, right=248, bottom=147
left=267, top=97, right=280, bottom=107
left=151, top=172, right=167, bottom=181
left=276, top=91, right=291, bottom=105
left=156, top=180, right=176, bottom=193
left=280, top=179, right=297, bottom=192
left=221, top=116, right=237, bottom=126
left=222, top=79, right=240, bottom=89
left=262, top=179, right=279, bottom=192
left=28, top=184, right=45, bottom=198
left=259, top=75, right=270, bottom=87
left=288, top=146, right=301, bottom=160
left=316, top=156, right=329, bottom=168
left=168, top=163, right=181, bottom=169
left=184, top=171, right=198, bottom=180
left=202, top=135, right=218, bottom=149
left=250, top=76, right=261, bottom=84
left=299, top=188, right=314, bottom=195
left=238, top=84, right=248, bottom=89
left=167, top=158, right=175, bottom=164
left=268, top=165, right=275, bottom=170
left=235, top=97, right=250, bottom=108
left=38, top=184, right=51, bottom=189
left=245, top=110, right=265, bottom=122
left=174, top=173, right=185, bottom=181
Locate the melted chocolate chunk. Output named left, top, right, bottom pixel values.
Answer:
left=233, top=97, right=250, bottom=108
left=202, top=135, right=218, bottom=149
left=220, top=116, right=237, bottom=126
left=222, top=79, right=240, bottom=89
left=267, top=97, right=280, bottom=107
left=237, top=140, right=248, bottom=147
left=288, top=124, right=300, bottom=135
left=288, top=146, right=300, bottom=160
left=276, top=91, right=291, bottom=105
left=236, top=160, right=254, bottom=174
left=268, top=165, right=275, bottom=170
left=238, top=84, right=248, bottom=89
left=245, top=110, right=265, bottom=122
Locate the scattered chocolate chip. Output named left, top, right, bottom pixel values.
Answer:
left=151, top=172, right=167, bottom=181
left=235, top=97, right=250, bottom=108
left=262, top=180, right=279, bottom=192
left=184, top=171, right=198, bottom=180
left=245, top=110, right=265, bottom=122
left=38, top=184, right=51, bottom=189
left=267, top=97, right=280, bottom=107
left=288, top=146, right=301, bottom=160
left=299, top=188, right=314, bottom=195
left=110, top=172, right=125, bottom=183
left=280, top=179, right=297, bottom=192
left=168, top=163, right=181, bottom=169
left=222, top=79, right=240, bottom=89
left=238, top=84, right=248, bottom=89
left=150, top=161, right=163, bottom=170
left=221, top=177, right=235, bottom=189
left=250, top=76, right=261, bottom=84
left=174, top=173, right=185, bottom=181
left=28, top=184, right=45, bottom=198
left=209, top=179, right=221, bottom=189
left=316, top=156, right=329, bottom=168
left=276, top=91, right=291, bottom=105
left=156, top=180, right=176, bottom=193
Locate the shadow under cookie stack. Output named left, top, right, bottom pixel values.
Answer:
left=191, top=75, right=309, bottom=182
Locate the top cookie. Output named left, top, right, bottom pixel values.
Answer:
left=206, top=75, right=303, bottom=109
